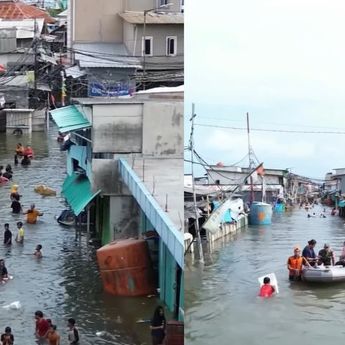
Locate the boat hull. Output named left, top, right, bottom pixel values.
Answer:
left=249, top=202, right=272, bottom=225
left=302, top=266, right=345, bottom=282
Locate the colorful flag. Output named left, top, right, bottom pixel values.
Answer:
left=256, top=164, right=265, bottom=176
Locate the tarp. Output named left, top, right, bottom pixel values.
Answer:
left=62, top=173, right=101, bottom=216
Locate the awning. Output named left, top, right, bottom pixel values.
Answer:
left=339, top=200, right=345, bottom=208
left=62, top=173, right=101, bottom=216
left=50, top=105, right=91, bottom=133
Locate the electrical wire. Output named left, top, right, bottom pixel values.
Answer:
left=195, top=123, right=345, bottom=135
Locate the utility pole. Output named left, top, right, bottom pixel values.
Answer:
left=33, top=18, right=38, bottom=106
left=189, top=103, right=204, bottom=263
left=247, top=113, right=255, bottom=203
left=142, top=8, right=150, bottom=91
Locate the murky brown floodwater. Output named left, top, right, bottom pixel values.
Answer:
left=0, top=123, right=161, bottom=345
left=185, top=206, right=345, bottom=345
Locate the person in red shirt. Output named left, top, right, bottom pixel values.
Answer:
left=23, top=145, right=34, bottom=158
left=35, top=310, right=50, bottom=344
left=258, top=277, right=275, bottom=298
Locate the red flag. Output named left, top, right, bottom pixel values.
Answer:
left=256, top=164, right=265, bottom=176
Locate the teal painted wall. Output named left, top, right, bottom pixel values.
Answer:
left=68, top=145, right=92, bottom=179
left=140, top=210, right=154, bottom=234
left=159, top=240, right=177, bottom=313
left=179, top=270, right=184, bottom=321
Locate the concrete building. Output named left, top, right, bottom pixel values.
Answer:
left=51, top=86, right=184, bottom=320
left=67, top=0, right=183, bottom=92
left=204, top=165, right=288, bottom=203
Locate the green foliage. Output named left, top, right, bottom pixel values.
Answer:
left=47, top=8, right=63, bottom=17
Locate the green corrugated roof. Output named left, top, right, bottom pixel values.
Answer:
left=50, top=105, right=91, bottom=133
left=62, top=173, right=101, bottom=216
left=339, top=200, right=345, bottom=208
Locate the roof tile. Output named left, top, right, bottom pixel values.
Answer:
left=0, top=1, right=55, bottom=23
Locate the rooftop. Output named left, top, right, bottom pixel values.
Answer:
left=119, top=11, right=184, bottom=24
left=73, top=85, right=184, bottom=104
left=0, top=1, right=55, bottom=23
left=73, top=42, right=142, bottom=69
left=125, top=157, right=183, bottom=232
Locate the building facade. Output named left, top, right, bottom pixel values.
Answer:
left=51, top=87, right=184, bottom=320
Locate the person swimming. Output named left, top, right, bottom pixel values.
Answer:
left=34, top=245, right=42, bottom=258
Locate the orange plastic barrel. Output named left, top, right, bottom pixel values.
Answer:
left=97, top=238, right=155, bottom=296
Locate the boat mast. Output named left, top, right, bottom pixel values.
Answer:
left=189, top=103, right=204, bottom=263
left=247, top=113, right=255, bottom=203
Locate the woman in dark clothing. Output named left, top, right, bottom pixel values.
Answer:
left=150, top=306, right=166, bottom=345
left=21, top=155, right=30, bottom=166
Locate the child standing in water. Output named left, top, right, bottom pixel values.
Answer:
left=15, top=222, right=24, bottom=244
left=34, top=245, right=43, bottom=258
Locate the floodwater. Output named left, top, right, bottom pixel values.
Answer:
left=0, top=124, right=159, bottom=345
left=185, top=206, right=345, bottom=345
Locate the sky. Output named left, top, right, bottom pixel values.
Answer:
left=185, top=0, right=345, bottom=179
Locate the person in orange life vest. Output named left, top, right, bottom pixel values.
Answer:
left=287, top=247, right=311, bottom=281
left=24, top=204, right=43, bottom=224
left=258, top=277, right=275, bottom=297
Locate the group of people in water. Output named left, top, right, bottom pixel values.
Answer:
left=0, top=142, right=35, bottom=185
left=259, top=239, right=345, bottom=298
left=14, top=143, right=33, bottom=166
left=33, top=312, right=79, bottom=345
left=287, top=239, right=345, bottom=281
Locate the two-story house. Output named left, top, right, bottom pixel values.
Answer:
left=67, top=0, right=183, bottom=94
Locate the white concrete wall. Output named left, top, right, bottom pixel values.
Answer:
left=92, top=158, right=132, bottom=195
left=109, top=195, right=141, bottom=239
left=142, top=101, right=183, bottom=156
left=126, top=24, right=184, bottom=58
left=92, top=103, right=143, bottom=153
left=125, top=0, right=181, bottom=12
left=73, top=0, right=124, bottom=43
left=207, top=170, right=281, bottom=185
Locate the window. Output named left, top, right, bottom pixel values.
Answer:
left=166, top=36, right=177, bottom=56
left=181, top=0, right=184, bottom=12
left=142, top=36, right=153, bottom=56
left=159, top=0, right=169, bottom=5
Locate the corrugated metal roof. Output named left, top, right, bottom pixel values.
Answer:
left=0, top=75, right=28, bottom=87
left=73, top=43, right=142, bottom=69
left=0, top=18, right=44, bottom=38
left=119, top=11, right=184, bottom=24
left=62, top=172, right=101, bottom=216
left=65, top=65, right=86, bottom=79
left=50, top=105, right=91, bottom=133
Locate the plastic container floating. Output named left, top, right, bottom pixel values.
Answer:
left=249, top=202, right=272, bottom=225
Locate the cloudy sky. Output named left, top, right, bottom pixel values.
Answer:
left=185, top=0, right=345, bottom=179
